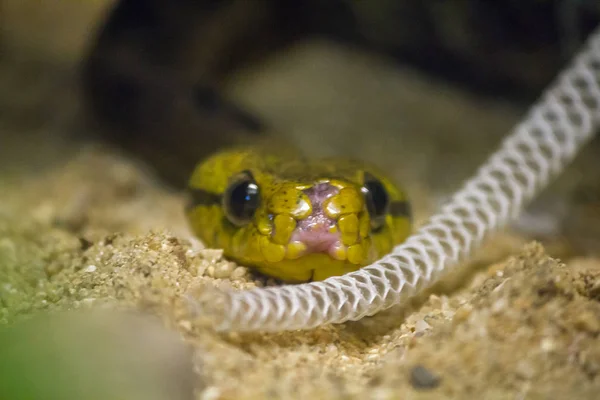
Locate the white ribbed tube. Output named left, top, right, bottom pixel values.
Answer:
left=204, top=27, right=600, bottom=332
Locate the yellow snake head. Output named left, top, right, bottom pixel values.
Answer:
left=186, top=146, right=411, bottom=282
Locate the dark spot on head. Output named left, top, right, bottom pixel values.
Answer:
left=283, top=191, right=287, bottom=195
left=341, top=205, right=346, bottom=209
left=284, top=199, right=288, bottom=203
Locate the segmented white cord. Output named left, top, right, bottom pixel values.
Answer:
left=205, top=27, right=600, bottom=332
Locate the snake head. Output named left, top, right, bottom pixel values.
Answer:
left=186, top=147, right=411, bottom=282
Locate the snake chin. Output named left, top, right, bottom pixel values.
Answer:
left=286, top=227, right=365, bottom=265
left=291, top=220, right=339, bottom=251
left=288, top=232, right=348, bottom=262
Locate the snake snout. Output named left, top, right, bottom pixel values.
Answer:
left=283, top=181, right=366, bottom=263
left=263, top=181, right=371, bottom=265
left=293, top=182, right=340, bottom=252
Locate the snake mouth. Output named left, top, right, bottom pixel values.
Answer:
left=285, top=217, right=368, bottom=264
left=289, top=222, right=347, bottom=260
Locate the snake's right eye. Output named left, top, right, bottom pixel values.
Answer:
left=361, top=172, right=390, bottom=232
left=223, top=171, right=260, bottom=226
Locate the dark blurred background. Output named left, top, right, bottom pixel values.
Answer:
left=3, top=0, right=600, bottom=150
left=66, top=1, right=600, bottom=182
left=77, top=0, right=600, bottom=100
left=3, top=0, right=600, bottom=166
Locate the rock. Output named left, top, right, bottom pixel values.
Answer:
left=409, top=365, right=441, bottom=390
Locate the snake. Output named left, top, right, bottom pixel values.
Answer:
left=83, top=0, right=412, bottom=282
left=185, top=144, right=411, bottom=282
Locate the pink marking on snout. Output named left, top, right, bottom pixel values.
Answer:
left=290, top=183, right=343, bottom=254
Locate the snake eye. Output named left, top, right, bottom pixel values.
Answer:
left=223, top=171, right=260, bottom=226
left=361, top=173, right=389, bottom=232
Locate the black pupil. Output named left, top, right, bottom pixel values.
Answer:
left=225, top=178, right=260, bottom=225
left=363, top=176, right=389, bottom=229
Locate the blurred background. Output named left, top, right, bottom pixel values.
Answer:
left=1, top=2, right=600, bottom=399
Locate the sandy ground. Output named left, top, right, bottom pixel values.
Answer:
left=2, top=2, right=600, bottom=399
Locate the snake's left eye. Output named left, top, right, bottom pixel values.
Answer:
left=361, top=173, right=389, bottom=232
left=223, top=171, right=260, bottom=226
